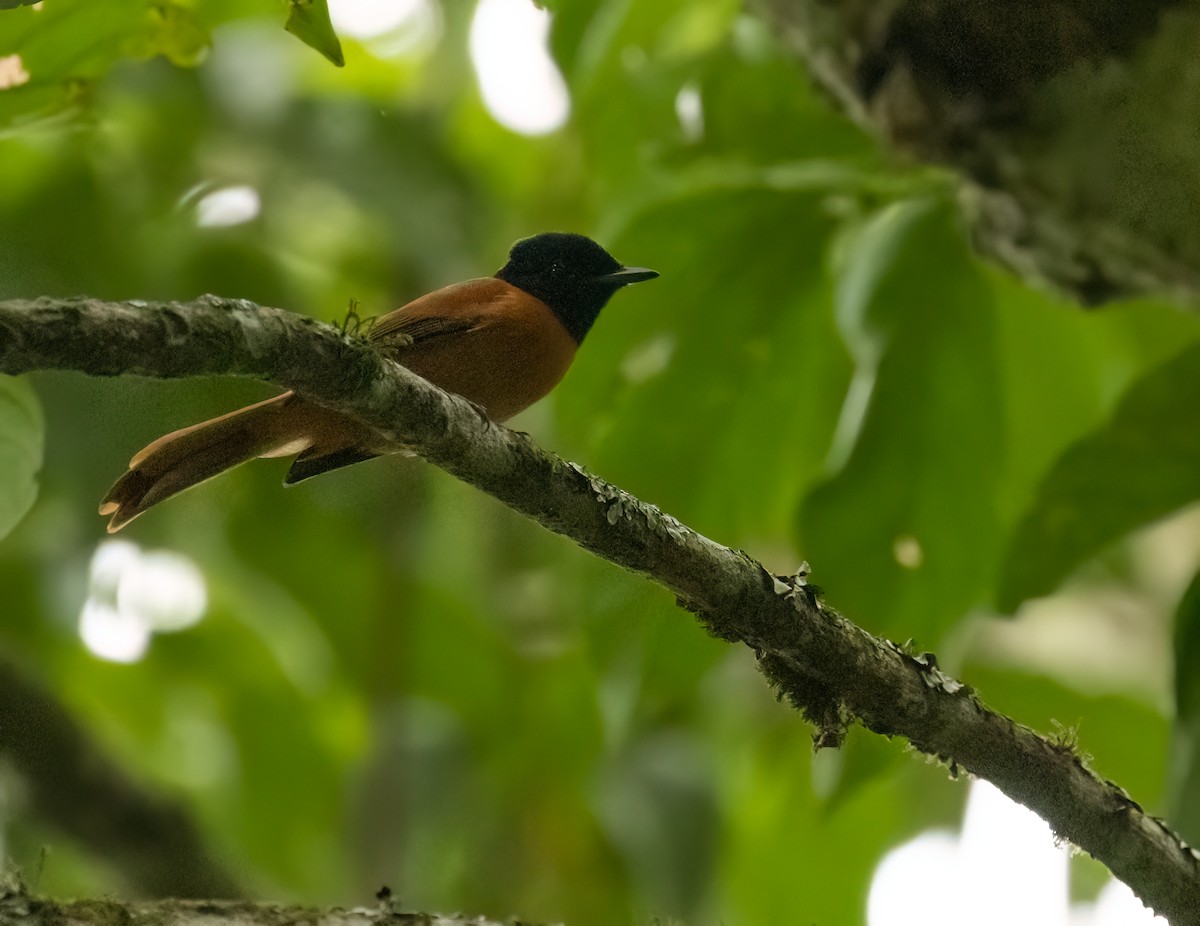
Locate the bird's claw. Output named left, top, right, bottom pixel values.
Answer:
left=467, top=399, right=492, bottom=429
left=376, top=331, right=414, bottom=350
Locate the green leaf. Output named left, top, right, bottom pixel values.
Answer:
left=720, top=728, right=922, bottom=926
left=798, top=196, right=1004, bottom=639
left=284, top=0, right=344, bottom=67
left=816, top=725, right=905, bottom=814
left=0, top=0, right=150, bottom=130
left=558, top=185, right=850, bottom=542
left=998, top=341, right=1200, bottom=610
left=1170, top=570, right=1200, bottom=843
left=595, top=731, right=719, bottom=916
left=0, top=376, right=43, bottom=541
left=125, top=3, right=211, bottom=67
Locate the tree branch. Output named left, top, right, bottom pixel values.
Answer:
left=0, top=885, right=536, bottom=926
left=1, top=295, right=1197, bottom=923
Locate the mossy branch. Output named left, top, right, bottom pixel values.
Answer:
left=0, top=885, right=535, bottom=926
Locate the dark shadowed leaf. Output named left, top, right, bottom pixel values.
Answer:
left=1170, top=570, right=1200, bottom=843
left=999, top=342, right=1200, bottom=610
left=799, top=196, right=1004, bottom=639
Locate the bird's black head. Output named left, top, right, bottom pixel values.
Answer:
left=495, top=232, right=658, bottom=343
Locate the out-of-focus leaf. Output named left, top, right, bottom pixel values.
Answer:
left=988, top=273, right=1122, bottom=529
left=125, top=3, right=211, bottom=67
left=546, top=0, right=603, bottom=78
left=560, top=185, right=849, bottom=542
left=595, top=730, right=718, bottom=919
left=0, top=0, right=148, bottom=129
left=799, top=196, right=1003, bottom=638
left=686, top=27, right=877, bottom=167
left=284, top=0, right=344, bottom=67
left=817, top=725, right=904, bottom=814
left=999, top=342, right=1200, bottom=611
left=719, top=728, right=922, bottom=926
left=1170, top=570, right=1200, bottom=842
left=0, top=0, right=39, bottom=8
left=0, top=377, right=43, bottom=541
left=985, top=274, right=1200, bottom=619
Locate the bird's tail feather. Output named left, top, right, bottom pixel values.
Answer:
left=99, top=392, right=309, bottom=533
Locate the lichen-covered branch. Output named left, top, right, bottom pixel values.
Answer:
left=1, top=296, right=1198, bottom=923
left=0, top=886, right=535, bottom=926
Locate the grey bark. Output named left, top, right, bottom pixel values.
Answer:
left=0, top=296, right=1198, bottom=923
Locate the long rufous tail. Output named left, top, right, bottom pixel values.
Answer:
left=99, top=392, right=377, bottom=532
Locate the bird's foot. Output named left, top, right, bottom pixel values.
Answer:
left=466, top=399, right=492, bottom=429
left=375, top=331, right=414, bottom=350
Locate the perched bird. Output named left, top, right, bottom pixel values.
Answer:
left=100, top=233, right=657, bottom=532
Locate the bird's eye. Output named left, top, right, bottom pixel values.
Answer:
left=550, top=261, right=563, bottom=274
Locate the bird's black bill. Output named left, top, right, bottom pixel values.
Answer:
left=598, top=266, right=659, bottom=285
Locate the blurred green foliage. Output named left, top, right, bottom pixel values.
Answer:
left=1000, top=343, right=1200, bottom=609
left=1, top=1, right=1199, bottom=923
left=1172, top=572, right=1200, bottom=845
left=285, top=0, right=343, bottom=68
left=0, top=378, right=42, bottom=541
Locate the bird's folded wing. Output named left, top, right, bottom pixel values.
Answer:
left=368, top=312, right=482, bottom=348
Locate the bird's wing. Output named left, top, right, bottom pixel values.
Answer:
left=367, top=278, right=509, bottom=351
left=368, top=311, right=481, bottom=349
